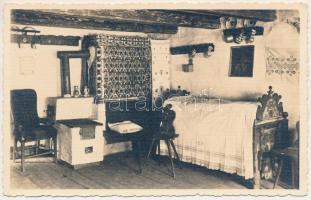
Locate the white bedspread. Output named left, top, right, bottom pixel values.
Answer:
left=162, top=96, right=258, bottom=179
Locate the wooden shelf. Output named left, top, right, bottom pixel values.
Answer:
left=170, top=43, right=215, bottom=55
left=11, top=34, right=81, bottom=46
left=223, top=26, right=264, bottom=38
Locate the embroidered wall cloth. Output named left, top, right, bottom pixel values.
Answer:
left=265, top=47, right=299, bottom=80
left=87, top=34, right=152, bottom=101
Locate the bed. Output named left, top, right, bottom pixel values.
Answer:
left=161, top=86, right=290, bottom=188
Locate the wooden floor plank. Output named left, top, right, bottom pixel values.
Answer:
left=10, top=153, right=249, bottom=190
left=44, top=163, right=90, bottom=189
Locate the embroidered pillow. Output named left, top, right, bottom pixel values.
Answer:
left=108, top=120, right=143, bottom=134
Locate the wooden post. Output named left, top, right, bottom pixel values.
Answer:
left=59, top=55, right=71, bottom=96
left=253, top=124, right=261, bottom=189
left=57, top=53, right=71, bottom=96
left=13, top=138, right=17, bottom=162
left=53, top=136, right=58, bottom=163
left=21, top=140, right=25, bottom=172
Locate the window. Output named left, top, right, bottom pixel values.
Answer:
left=229, top=45, right=254, bottom=77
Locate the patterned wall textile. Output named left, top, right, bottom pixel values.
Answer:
left=265, top=47, right=299, bottom=79
left=86, top=34, right=152, bottom=101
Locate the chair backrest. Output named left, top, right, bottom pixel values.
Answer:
left=160, top=104, right=176, bottom=135
left=11, top=89, right=40, bottom=128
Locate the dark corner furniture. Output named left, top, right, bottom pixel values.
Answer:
left=11, top=89, right=57, bottom=172
left=270, top=121, right=299, bottom=189
left=104, top=100, right=149, bottom=174
left=147, top=103, right=182, bottom=179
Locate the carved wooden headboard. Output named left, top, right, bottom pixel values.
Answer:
left=253, top=86, right=291, bottom=188
left=256, top=86, right=288, bottom=122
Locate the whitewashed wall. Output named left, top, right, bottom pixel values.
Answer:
left=169, top=27, right=266, bottom=100
left=169, top=22, right=300, bottom=132
left=9, top=16, right=300, bottom=143
left=9, top=25, right=147, bottom=117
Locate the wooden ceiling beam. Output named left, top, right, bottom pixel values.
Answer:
left=11, top=9, right=221, bottom=33
left=182, top=10, right=277, bottom=22
left=151, top=10, right=220, bottom=29
left=11, top=10, right=178, bottom=34
left=36, top=9, right=221, bottom=29
left=11, top=9, right=274, bottom=33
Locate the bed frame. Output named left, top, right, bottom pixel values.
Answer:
left=253, top=86, right=290, bottom=189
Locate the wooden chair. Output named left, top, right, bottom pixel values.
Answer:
left=11, top=89, right=57, bottom=172
left=147, top=103, right=182, bottom=178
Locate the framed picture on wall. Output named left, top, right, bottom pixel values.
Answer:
left=229, top=45, right=255, bottom=77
